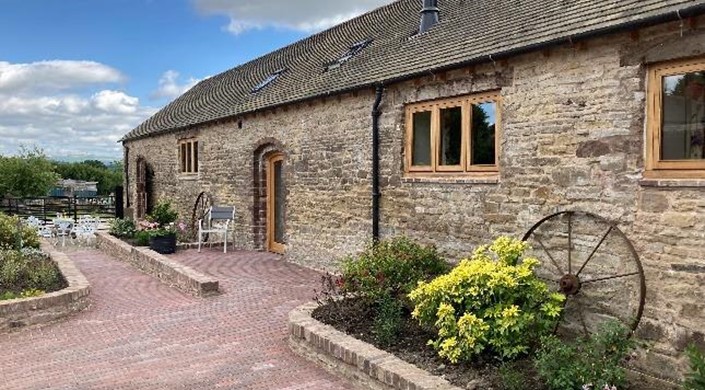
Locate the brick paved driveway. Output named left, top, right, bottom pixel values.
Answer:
left=0, top=248, right=354, bottom=390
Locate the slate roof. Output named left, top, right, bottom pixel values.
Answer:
left=123, top=0, right=705, bottom=141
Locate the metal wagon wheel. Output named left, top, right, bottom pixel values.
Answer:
left=522, top=211, right=646, bottom=337
left=191, top=192, right=212, bottom=242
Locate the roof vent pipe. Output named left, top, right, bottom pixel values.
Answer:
left=419, top=0, right=439, bottom=34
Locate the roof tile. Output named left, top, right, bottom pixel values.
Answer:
left=123, top=0, right=705, bottom=141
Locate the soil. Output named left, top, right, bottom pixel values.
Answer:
left=312, top=298, right=544, bottom=390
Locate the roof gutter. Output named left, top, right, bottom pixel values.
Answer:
left=121, top=3, right=705, bottom=143
left=371, top=84, right=384, bottom=243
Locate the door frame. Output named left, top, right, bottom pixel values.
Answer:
left=266, top=152, right=286, bottom=254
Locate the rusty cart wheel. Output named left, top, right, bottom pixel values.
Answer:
left=522, top=211, right=646, bottom=337
left=191, top=192, right=212, bottom=242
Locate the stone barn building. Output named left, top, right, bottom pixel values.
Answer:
left=122, top=0, right=705, bottom=383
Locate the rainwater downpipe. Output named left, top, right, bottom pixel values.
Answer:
left=371, top=84, right=384, bottom=243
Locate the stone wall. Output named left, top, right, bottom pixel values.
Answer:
left=95, top=232, right=219, bottom=297
left=123, top=17, right=705, bottom=381
left=124, top=91, right=375, bottom=271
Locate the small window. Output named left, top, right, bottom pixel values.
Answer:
left=179, top=139, right=199, bottom=174
left=646, top=57, right=705, bottom=178
left=252, top=69, right=286, bottom=93
left=325, top=39, right=372, bottom=71
left=405, top=92, right=500, bottom=176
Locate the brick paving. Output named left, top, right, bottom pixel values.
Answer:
left=0, top=248, right=354, bottom=390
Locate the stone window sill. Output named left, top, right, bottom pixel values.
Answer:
left=639, top=178, right=705, bottom=188
left=402, top=175, right=499, bottom=185
left=179, top=173, right=199, bottom=181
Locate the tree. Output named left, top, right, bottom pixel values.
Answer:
left=0, top=147, right=60, bottom=198
left=53, top=159, right=123, bottom=195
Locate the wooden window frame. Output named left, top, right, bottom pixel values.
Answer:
left=404, top=91, right=501, bottom=177
left=646, top=56, right=705, bottom=179
left=178, top=139, right=199, bottom=174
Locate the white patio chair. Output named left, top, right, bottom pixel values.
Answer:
left=38, top=224, right=54, bottom=239
left=73, top=216, right=98, bottom=246
left=198, top=206, right=235, bottom=253
left=53, top=219, right=72, bottom=247
left=26, top=216, right=42, bottom=229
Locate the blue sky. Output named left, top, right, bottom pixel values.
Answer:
left=0, top=0, right=392, bottom=161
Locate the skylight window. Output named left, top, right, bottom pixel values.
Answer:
left=252, top=68, right=286, bottom=93
left=325, top=39, right=373, bottom=71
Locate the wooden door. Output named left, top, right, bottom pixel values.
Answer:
left=136, top=157, right=147, bottom=219
left=266, top=153, right=286, bottom=254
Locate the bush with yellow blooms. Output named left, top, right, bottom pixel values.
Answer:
left=408, top=236, right=565, bottom=363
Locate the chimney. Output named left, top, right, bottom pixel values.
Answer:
left=419, top=0, right=439, bottom=34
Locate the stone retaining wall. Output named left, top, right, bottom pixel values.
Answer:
left=0, top=243, right=91, bottom=332
left=290, top=302, right=680, bottom=390
left=95, top=232, right=219, bottom=297
left=289, top=302, right=463, bottom=390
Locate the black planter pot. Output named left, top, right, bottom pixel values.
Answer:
left=149, top=234, right=177, bottom=254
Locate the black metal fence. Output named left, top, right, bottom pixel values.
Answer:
left=0, top=195, right=118, bottom=222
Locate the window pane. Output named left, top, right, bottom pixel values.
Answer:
left=193, top=141, right=199, bottom=173
left=180, top=144, right=186, bottom=173
left=186, top=142, right=192, bottom=172
left=412, top=111, right=432, bottom=166
left=438, top=107, right=462, bottom=166
left=661, top=72, right=705, bottom=160
left=471, top=102, right=497, bottom=165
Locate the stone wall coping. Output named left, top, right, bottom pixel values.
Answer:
left=0, top=241, right=91, bottom=332
left=288, top=302, right=463, bottom=390
left=95, top=232, right=219, bottom=297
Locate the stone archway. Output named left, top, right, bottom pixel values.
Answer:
left=252, top=138, right=286, bottom=251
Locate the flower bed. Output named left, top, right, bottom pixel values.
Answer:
left=290, top=236, right=676, bottom=390
left=0, top=242, right=90, bottom=332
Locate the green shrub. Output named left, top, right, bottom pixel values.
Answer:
left=26, top=259, right=62, bottom=290
left=409, top=236, right=564, bottom=362
left=0, top=249, right=65, bottom=295
left=499, top=362, right=527, bottom=390
left=535, top=321, right=635, bottom=390
left=341, top=236, right=449, bottom=303
left=372, top=294, right=404, bottom=346
left=20, top=288, right=44, bottom=298
left=149, top=201, right=178, bottom=227
left=109, top=218, right=136, bottom=239
left=0, top=213, right=40, bottom=250
left=135, top=230, right=151, bottom=246
left=0, top=291, right=17, bottom=300
left=684, top=344, right=705, bottom=390
left=0, top=288, right=45, bottom=301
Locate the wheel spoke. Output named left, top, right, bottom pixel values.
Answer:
left=581, top=272, right=639, bottom=284
left=552, top=294, right=570, bottom=334
left=536, top=236, right=565, bottom=275
left=537, top=275, right=559, bottom=284
left=576, top=226, right=613, bottom=277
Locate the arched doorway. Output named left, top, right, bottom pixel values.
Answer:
left=136, top=156, right=147, bottom=219
left=252, top=140, right=287, bottom=253
left=266, top=152, right=286, bottom=254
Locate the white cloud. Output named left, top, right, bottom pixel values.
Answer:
left=93, top=90, right=139, bottom=114
left=0, top=60, right=156, bottom=162
left=193, top=0, right=394, bottom=35
left=0, top=60, right=124, bottom=94
left=151, top=70, right=203, bottom=100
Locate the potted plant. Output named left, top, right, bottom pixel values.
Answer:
left=145, top=201, right=179, bottom=254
